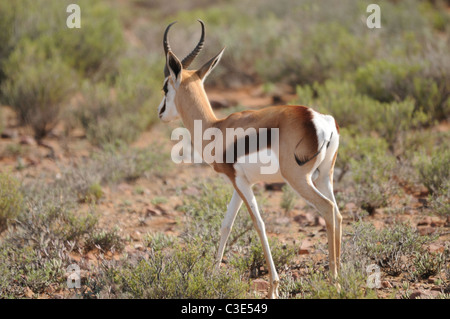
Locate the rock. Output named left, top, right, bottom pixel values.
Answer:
left=155, top=204, right=168, bottom=215
left=418, top=226, right=436, bottom=236
left=131, top=231, right=142, bottom=241
left=294, top=214, right=308, bottom=225
left=145, top=207, right=161, bottom=217
left=19, top=135, right=36, bottom=146
left=24, top=287, right=34, bottom=298
left=409, top=291, right=422, bottom=299
left=417, top=216, right=431, bottom=226
left=410, top=289, right=441, bottom=299
left=381, top=281, right=392, bottom=289
left=428, top=243, right=445, bottom=253
left=294, top=213, right=315, bottom=226
left=298, top=249, right=309, bottom=255
left=251, top=279, right=269, bottom=292
left=298, top=240, right=313, bottom=255
left=1, top=128, right=18, bottom=139
left=275, top=217, right=291, bottom=225
left=314, top=216, right=326, bottom=227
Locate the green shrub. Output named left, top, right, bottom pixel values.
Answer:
left=355, top=59, right=421, bottom=103
left=417, top=147, right=450, bottom=196
left=336, top=132, right=398, bottom=214
left=355, top=56, right=449, bottom=121
left=103, top=237, right=249, bottom=298
left=1, top=39, right=76, bottom=139
left=230, top=236, right=297, bottom=278
left=85, top=227, right=124, bottom=252
left=345, top=222, right=435, bottom=276
left=428, top=183, right=450, bottom=216
left=0, top=245, right=66, bottom=297
left=368, top=98, right=429, bottom=149
left=293, top=263, right=378, bottom=299
left=294, top=81, right=428, bottom=149
left=335, top=129, right=389, bottom=180
left=0, top=172, right=23, bottom=231
left=412, top=251, right=445, bottom=280
left=76, top=56, right=161, bottom=147
left=0, top=0, right=124, bottom=82
left=76, top=81, right=142, bottom=147
left=84, top=183, right=104, bottom=203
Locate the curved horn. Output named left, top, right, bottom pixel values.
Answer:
left=163, top=21, right=177, bottom=77
left=181, top=19, right=205, bottom=69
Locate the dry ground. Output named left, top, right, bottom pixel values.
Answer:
left=1, top=84, right=449, bottom=299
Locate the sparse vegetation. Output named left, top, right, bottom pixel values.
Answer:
left=0, top=0, right=449, bottom=300
left=0, top=172, right=23, bottom=232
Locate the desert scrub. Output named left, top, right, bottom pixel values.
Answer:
left=181, top=180, right=254, bottom=248
left=0, top=39, right=76, bottom=139
left=0, top=201, right=85, bottom=297
left=285, top=263, right=378, bottom=299
left=0, top=172, right=23, bottom=232
left=0, top=245, right=66, bottom=297
left=76, top=81, right=143, bottom=147
left=0, top=0, right=124, bottom=81
left=294, top=81, right=429, bottom=150
left=355, top=54, right=450, bottom=122
left=416, top=147, right=450, bottom=196
left=344, top=221, right=436, bottom=276
left=411, top=251, right=445, bottom=280
left=341, top=138, right=398, bottom=214
left=49, top=144, right=171, bottom=204
left=334, top=129, right=389, bottom=181
left=84, top=226, right=124, bottom=252
left=181, top=179, right=296, bottom=278
left=98, top=237, right=249, bottom=298
left=76, top=56, right=161, bottom=147
left=229, top=235, right=297, bottom=278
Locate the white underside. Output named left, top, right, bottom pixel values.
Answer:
left=234, top=150, right=284, bottom=184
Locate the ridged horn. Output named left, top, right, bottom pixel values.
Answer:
left=163, top=21, right=177, bottom=77
left=181, top=19, right=205, bottom=69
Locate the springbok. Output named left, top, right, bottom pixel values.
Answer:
left=157, top=20, right=341, bottom=299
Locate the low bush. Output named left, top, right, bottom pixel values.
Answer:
left=345, top=222, right=435, bottom=276
left=416, top=147, right=450, bottom=196
left=0, top=39, right=76, bottom=139
left=412, top=251, right=445, bottom=280
left=94, top=237, right=249, bottom=298
left=76, top=56, right=161, bottom=147
left=0, top=172, right=23, bottom=232
left=84, top=227, right=124, bottom=252
left=0, top=0, right=124, bottom=82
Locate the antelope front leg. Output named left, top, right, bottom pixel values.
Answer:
left=215, top=190, right=243, bottom=271
left=234, top=176, right=279, bottom=299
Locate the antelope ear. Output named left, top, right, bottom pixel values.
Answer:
left=166, top=51, right=182, bottom=88
left=196, top=47, right=225, bottom=82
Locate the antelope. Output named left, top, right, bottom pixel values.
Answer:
left=158, top=20, right=341, bottom=299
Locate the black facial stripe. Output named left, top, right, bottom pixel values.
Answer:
left=160, top=101, right=166, bottom=114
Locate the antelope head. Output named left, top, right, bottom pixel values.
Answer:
left=158, top=20, right=224, bottom=122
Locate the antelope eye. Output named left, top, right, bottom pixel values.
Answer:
left=162, top=82, right=168, bottom=94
